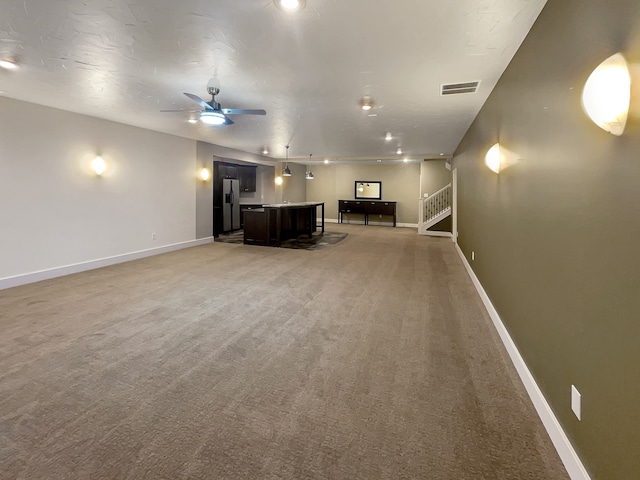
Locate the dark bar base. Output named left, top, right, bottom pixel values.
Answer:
left=243, top=202, right=325, bottom=247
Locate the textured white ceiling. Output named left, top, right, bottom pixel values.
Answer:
left=0, top=0, right=547, bottom=162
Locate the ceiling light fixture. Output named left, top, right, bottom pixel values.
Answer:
left=274, top=0, right=306, bottom=12
left=200, top=111, right=226, bottom=125
left=306, top=154, right=315, bottom=180
left=282, top=145, right=292, bottom=176
left=385, top=132, right=393, bottom=141
left=396, top=147, right=402, bottom=155
left=187, top=117, right=198, bottom=124
left=262, top=147, right=269, bottom=155
left=324, top=159, right=329, bottom=164
left=582, top=52, right=631, bottom=136
left=359, top=96, right=374, bottom=111
left=403, top=158, right=409, bottom=163
left=0, top=59, right=18, bottom=70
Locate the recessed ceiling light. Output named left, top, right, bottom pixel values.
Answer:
left=262, top=147, right=269, bottom=155
left=324, top=159, right=329, bottom=164
left=403, top=158, right=409, bottom=163
left=396, top=147, right=402, bottom=155
left=274, top=0, right=306, bottom=12
left=377, top=159, right=382, bottom=163
left=385, top=132, right=393, bottom=141
left=359, top=96, right=374, bottom=111
left=187, top=118, right=198, bottom=124
left=0, top=59, right=18, bottom=70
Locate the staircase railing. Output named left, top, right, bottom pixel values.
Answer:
left=423, top=183, right=452, bottom=224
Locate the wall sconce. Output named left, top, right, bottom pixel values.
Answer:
left=91, top=155, right=107, bottom=176
left=485, top=143, right=520, bottom=174
left=275, top=176, right=283, bottom=186
left=199, top=167, right=211, bottom=181
left=582, top=53, right=631, bottom=136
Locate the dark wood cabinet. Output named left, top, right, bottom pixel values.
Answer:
left=339, top=199, right=396, bottom=226
left=240, top=204, right=264, bottom=228
left=237, top=165, right=257, bottom=192
left=243, top=209, right=270, bottom=245
left=217, top=163, right=237, bottom=179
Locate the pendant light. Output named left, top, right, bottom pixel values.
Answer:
left=305, top=154, right=315, bottom=180
left=282, top=145, right=292, bottom=177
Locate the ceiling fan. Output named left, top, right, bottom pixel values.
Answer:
left=162, top=87, right=266, bottom=126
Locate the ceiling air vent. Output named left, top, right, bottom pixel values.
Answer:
left=440, top=81, right=480, bottom=96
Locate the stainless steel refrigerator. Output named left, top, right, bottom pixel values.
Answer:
left=223, top=178, right=240, bottom=232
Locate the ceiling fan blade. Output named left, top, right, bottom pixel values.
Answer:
left=184, top=92, right=213, bottom=110
left=221, top=108, right=266, bottom=115
left=160, top=109, right=202, bottom=113
left=224, top=116, right=234, bottom=125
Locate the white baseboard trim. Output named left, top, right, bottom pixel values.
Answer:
left=454, top=244, right=591, bottom=480
left=0, top=237, right=214, bottom=291
left=396, top=222, right=418, bottom=228
left=421, top=230, right=452, bottom=237
left=322, top=218, right=340, bottom=224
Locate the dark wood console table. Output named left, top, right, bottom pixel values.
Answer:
left=244, top=202, right=325, bottom=247
left=338, top=200, right=397, bottom=227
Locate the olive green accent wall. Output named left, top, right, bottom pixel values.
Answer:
left=305, top=163, right=420, bottom=224
left=454, top=1, right=640, bottom=479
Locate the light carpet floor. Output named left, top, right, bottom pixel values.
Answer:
left=0, top=224, right=569, bottom=479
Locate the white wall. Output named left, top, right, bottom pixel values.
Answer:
left=1, top=96, right=197, bottom=281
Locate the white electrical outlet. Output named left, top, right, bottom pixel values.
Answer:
left=472, top=251, right=475, bottom=261
left=571, top=385, right=581, bottom=421
left=152, top=233, right=156, bottom=240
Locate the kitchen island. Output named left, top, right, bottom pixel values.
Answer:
left=243, top=202, right=325, bottom=247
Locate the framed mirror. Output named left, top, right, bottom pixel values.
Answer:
left=354, top=181, right=382, bottom=199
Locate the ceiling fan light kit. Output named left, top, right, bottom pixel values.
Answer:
left=200, top=111, right=226, bottom=125
left=163, top=86, right=265, bottom=127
